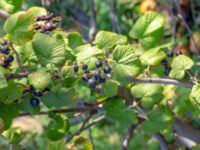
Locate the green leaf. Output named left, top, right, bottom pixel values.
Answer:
left=47, top=140, right=67, bottom=150
left=32, top=33, right=67, bottom=66
left=46, top=114, right=70, bottom=141
left=28, top=70, right=51, bottom=91
left=100, top=80, right=118, bottom=97
left=169, top=55, right=194, bottom=79
left=0, top=104, right=19, bottom=130
left=67, top=32, right=83, bottom=49
left=140, top=47, right=166, bottom=66
left=61, top=65, right=78, bottom=88
left=27, top=6, right=47, bottom=17
left=129, top=11, right=165, bottom=49
left=16, top=41, right=37, bottom=64
left=94, top=31, right=127, bottom=51
left=42, top=87, right=75, bottom=108
left=190, top=84, right=200, bottom=106
left=0, top=0, right=23, bottom=13
left=141, top=106, right=173, bottom=135
left=0, top=81, right=23, bottom=104
left=4, top=11, right=35, bottom=45
left=141, top=93, right=163, bottom=109
left=104, top=99, right=138, bottom=124
left=111, top=45, right=141, bottom=83
left=76, top=45, right=103, bottom=65
left=0, top=72, right=7, bottom=89
left=131, top=84, right=163, bottom=98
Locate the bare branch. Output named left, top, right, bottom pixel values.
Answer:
left=131, top=77, right=193, bottom=88
left=66, top=115, right=106, bottom=143
left=121, top=124, right=136, bottom=150
left=89, top=0, right=97, bottom=42
left=0, top=9, right=9, bottom=20
left=154, top=133, right=168, bottom=150
left=173, top=118, right=200, bottom=148
left=174, top=0, right=200, bottom=53
left=5, top=72, right=29, bottom=80
left=67, top=113, right=93, bottom=142
left=19, top=107, right=93, bottom=117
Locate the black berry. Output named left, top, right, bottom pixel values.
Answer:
left=44, top=22, right=54, bottom=31
left=1, top=60, right=9, bottom=68
left=98, top=76, right=106, bottom=84
left=164, top=67, right=171, bottom=76
left=95, top=87, right=103, bottom=94
left=6, top=55, right=14, bottom=62
left=30, top=98, right=40, bottom=107
left=73, top=63, right=79, bottom=72
left=167, top=51, right=174, bottom=57
left=93, top=70, right=101, bottom=80
left=0, top=46, right=9, bottom=54
left=175, top=50, right=182, bottom=56
left=103, top=65, right=111, bottom=74
left=82, top=64, right=88, bottom=71
left=88, top=78, right=96, bottom=88
left=95, top=60, right=103, bottom=68
left=33, top=91, right=43, bottom=97
left=1, top=40, right=7, bottom=45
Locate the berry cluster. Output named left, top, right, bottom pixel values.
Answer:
left=34, top=14, right=61, bottom=33
left=167, top=50, right=182, bottom=58
left=73, top=60, right=112, bottom=93
left=0, top=40, right=14, bottom=68
left=23, top=85, right=43, bottom=107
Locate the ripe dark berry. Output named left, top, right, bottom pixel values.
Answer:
left=44, top=22, right=54, bottom=31
left=98, top=76, right=106, bottom=84
left=45, top=15, right=52, bottom=20
left=33, top=91, right=43, bottom=97
left=36, top=16, right=42, bottom=21
left=103, top=65, right=111, bottom=74
left=95, top=87, right=103, bottom=94
left=175, top=50, right=182, bottom=56
left=6, top=55, right=14, bottom=62
left=82, top=64, right=88, bottom=71
left=1, top=40, right=7, bottom=45
left=73, top=64, right=79, bottom=72
left=93, top=70, right=101, bottom=79
left=95, top=60, right=103, bottom=68
left=167, top=51, right=174, bottom=57
left=0, top=46, right=9, bottom=54
left=30, top=98, right=40, bottom=107
left=88, top=78, right=96, bottom=88
left=164, top=67, right=171, bottom=76
left=1, top=60, right=9, bottom=68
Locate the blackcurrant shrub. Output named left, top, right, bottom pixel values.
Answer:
left=94, top=70, right=101, bottom=79
left=175, top=50, right=182, bottom=56
left=98, top=76, right=106, bottom=84
left=1, top=40, right=7, bottom=45
left=0, top=46, right=9, bottom=54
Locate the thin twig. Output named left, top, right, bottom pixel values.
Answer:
left=0, top=9, right=9, bottom=20
left=19, top=107, right=93, bottom=116
left=66, top=115, right=106, bottom=143
left=108, top=1, right=121, bottom=33
left=11, top=47, right=26, bottom=72
left=121, top=124, right=136, bottom=150
left=174, top=0, right=200, bottom=53
left=131, top=77, right=193, bottom=88
left=89, top=0, right=97, bottom=42
left=5, top=72, right=29, bottom=80
left=154, top=133, right=168, bottom=150
left=67, top=113, right=93, bottom=142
